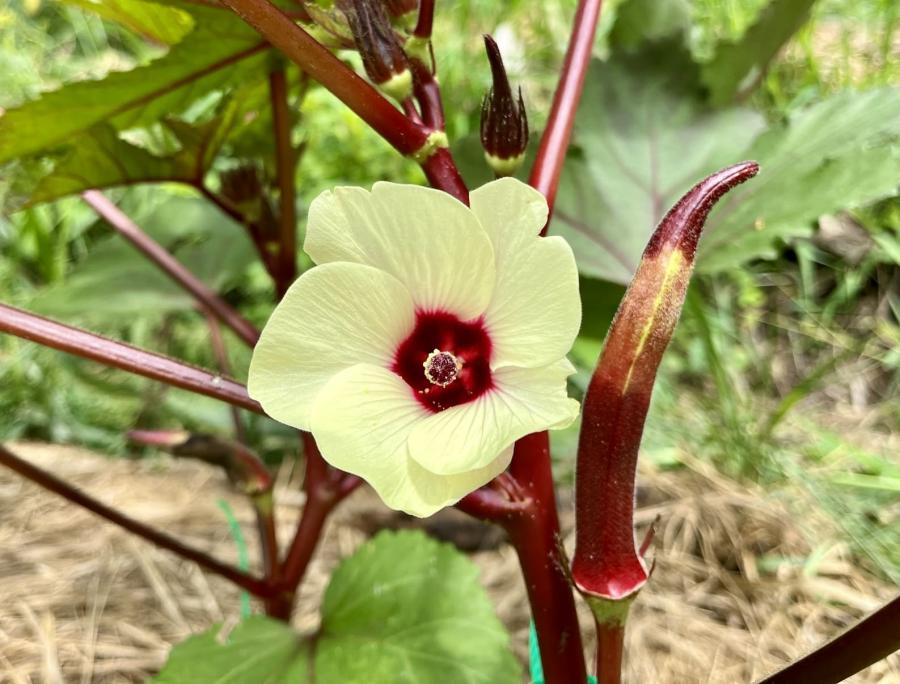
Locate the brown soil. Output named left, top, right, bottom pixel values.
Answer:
left=1, top=442, right=897, bottom=683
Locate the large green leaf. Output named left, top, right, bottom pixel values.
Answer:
left=152, top=617, right=310, bottom=683
left=28, top=196, right=256, bottom=322
left=700, top=0, right=817, bottom=106
left=551, top=47, right=765, bottom=284
left=153, top=531, right=521, bottom=683
left=315, top=530, right=520, bottom=684
left=27, top=104, right=239, bottom=205
left=61, top=0, right=194, bottom=45
left=698, top=87, right=900, bottom=271
left=551, top=45, right=900, bottom=282
left=0, top=4, right=267, bottom=164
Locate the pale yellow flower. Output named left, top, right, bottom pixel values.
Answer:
left=248, top=178, right=581, bottom=516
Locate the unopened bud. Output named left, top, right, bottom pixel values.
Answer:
left=480, top=35, right=528, bottom=177
left=340, top=0, right=412, bottom=100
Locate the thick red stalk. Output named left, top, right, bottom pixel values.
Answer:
left=0, top=444, right=277, bottom=599
left=759, top=594, right=900, bottom=683
left=0, top=303, right=262, bottom=413
left=219, top=0, right=428, bottom=156
left=268, top=68, right=298, bottom=297
left=82, top=191, right=260, bottom=348
left=529, top=0, right=603, bottom=226
left=459, top=433, right=587, bottom=684
left=572, top=162, right=759, bottom=604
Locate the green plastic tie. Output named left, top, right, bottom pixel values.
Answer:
left=529, top=620, right=597, bottom=684
left=217, top=498, right=252, bottom=618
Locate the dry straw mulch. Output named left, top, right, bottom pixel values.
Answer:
left=0, top=442, right=897, bottom=683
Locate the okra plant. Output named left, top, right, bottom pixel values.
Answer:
left=0, top=0, right=896, bottom=682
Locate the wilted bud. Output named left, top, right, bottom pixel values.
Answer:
left=220, top=165, right=273, bottom=225
left=340, top=0, right=412, bottom=100
left=301, top=1, right=356, bottom=49
left=480, top=35, right=528, bottom=177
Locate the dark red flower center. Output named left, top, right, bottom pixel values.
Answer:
left=392, top=311, right=493, bottom=412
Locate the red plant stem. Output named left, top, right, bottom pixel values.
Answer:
left=420, top=148, right=469, bottom=204
left=595, top=619, right=625, bottom=684
left=279, top=433, right=360, bottom=593
left=458, top=433, right=587, bottom=684
left=0, top=444, right=277, bottom=599
left=219, top=0, right=428, bottom=156
left=0, top=303, right=262, bottom=414
left=268, top=67, right=298, bottom=297
left=529, top=0, right=603, bottom=227
left=413, top=0, right=435, bottom=39
left=759, top=594, right=900, bottom=684
left=82, top=190, right=260, bottom=348
left=204, top=310, right=246, bottom=442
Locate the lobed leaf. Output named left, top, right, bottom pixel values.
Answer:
left=0, top=4, right=267, bottom=165
left=153, top=531, right=521, bottom=683
left=60, top=0, right=195, bottom=45
left=552, top=44, right=900, bottom=282
left=700, top=0, right=817, bottom=106
left=27, top=104, right=239, bottom=205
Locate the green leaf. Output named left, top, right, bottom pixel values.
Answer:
left=552, top=44, right=900, bottom=281
left=701, top=0, right=817, bottom=106
left=27, top=104, right=239, bottom=205
left=608, top=0, right=691, bottom=50
left=152, top=616, right=310, bottom=683
left=60, top=0, right=194, bottom=45
left=698, top=88, right=900, bottom=272
left=153, top=531, right=521, bottom=683
left=28, top=196, right=255, bottom=322
left=0, top=5, right=267, bottom=164
left=316, top=530, right=521, bottom=684
left=551, top=46, right=765, bottom=284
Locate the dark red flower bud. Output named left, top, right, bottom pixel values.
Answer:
left=340, top=0, right=412, bottom=100
left=480, top=34, right=528, bottom=176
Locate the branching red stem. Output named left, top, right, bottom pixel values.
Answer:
left=219, top=0, right=428, bottom=156
left=529, top=0, right=603, bottom=227
left=279, top=433, right=361, bottom=594
left=82, top=190, right=260, bottom=348
left=0, top=303, right=262, bottom=413
left=0, top=444, right=277, bottom=599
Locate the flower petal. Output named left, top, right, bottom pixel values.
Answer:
left=407, top=359, right=579, bottom=475
left=305, top=183, right=496, bottom=320
left=248, top=263, right=415, bottom=431
left=469, top=177, right=549, bottom=253
left=310, top=363, right=510, bottom=516
left=485, top=235, right=582, bottom=369
left=470, top=179, right=581, bottom=369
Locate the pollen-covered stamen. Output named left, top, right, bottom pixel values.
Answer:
left=423, top=349, right=462, bottom=387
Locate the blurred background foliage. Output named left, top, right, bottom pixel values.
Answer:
left=0, top=0, right=897, bottom=579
